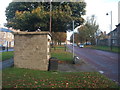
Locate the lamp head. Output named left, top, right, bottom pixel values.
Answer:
left=106, top=13, right=109, bottom=15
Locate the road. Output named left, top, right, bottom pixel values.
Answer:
left=0, top=48, right=14, bottom=52
left=0, top=58, right=14, bottom=70
left=67, top=45, right=119, bottom=83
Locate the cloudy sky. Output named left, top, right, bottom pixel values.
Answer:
left=84, top=0, right=119, bottom=32
left=0, top=0, right=12, bottom=27
left=68, top=0, right=119, bottom=40
left=0, top=0, right=119, bottom=39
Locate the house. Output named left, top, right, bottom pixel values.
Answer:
left=66, top=40, right=71, bottom=45
left=0, top=27, right=14, bottom=47
left=116, top=23, right=120, bottom=46
left=97, top=23, right=120, bottom=47
left=96, top=31, right=109, bottom=46
left=108, top=23, right=120, bottom=46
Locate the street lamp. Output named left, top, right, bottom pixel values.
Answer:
left=72, top=21, right=80, bottom=58
left=106, top=11, right=112, bottom=50
left=73, top=20, right=75, bottom=58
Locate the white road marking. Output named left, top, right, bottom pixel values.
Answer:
left=99, top=71, right=104, bottom=74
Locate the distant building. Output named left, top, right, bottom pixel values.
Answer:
left=97, top=31, right=109, bottom=46
left=116, top=23, right=120, bottom=46
left=66, top=40, right=71, bottom=45
left=108, top=23, right=120, bottom=46
left=97, top=24, right=120, bottom=47
left=0, top=28, right=14, bottom=47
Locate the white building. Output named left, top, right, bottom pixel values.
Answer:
left=0, top=27, right=14, bottom=47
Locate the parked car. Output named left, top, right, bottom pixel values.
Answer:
left=79, top=44, right=84, bottom=48
left=84, top=42, right=91, bottom=45
left=72, top=43, right=77, bottom=47
left=0, top=45, right=5, bottom=50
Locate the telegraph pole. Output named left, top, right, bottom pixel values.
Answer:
left=73, top=20, right=75, bottom=58
left=49, top=0, right=52, bottom=32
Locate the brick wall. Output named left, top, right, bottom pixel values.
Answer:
left=14, top=32, right=51, bottom=71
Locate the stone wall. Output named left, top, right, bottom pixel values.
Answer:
left=14, top=32, right=51, bottom=71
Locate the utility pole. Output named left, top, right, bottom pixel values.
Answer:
left=73, top=20, right=75, bottom=58
left=49, top=0, right=52, bottom=32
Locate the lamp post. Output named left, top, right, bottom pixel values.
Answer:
left=73, top=20, right=75, bottom=58
left=72, top=21, right=80, bottom=58
left=106, top=11, right=112, bottom=50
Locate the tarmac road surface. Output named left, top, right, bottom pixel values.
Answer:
left=67, top=45, right=119, bottom=84
left=0, top=58, right=14, bottom=70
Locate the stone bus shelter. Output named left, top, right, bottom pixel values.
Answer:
left=14, top=31, right=51, bottom=71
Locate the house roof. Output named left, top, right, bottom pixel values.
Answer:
left=116, top=23, right=120, bottom=27
left=107, top=23, right=120, bottom=35
left=107, top=28, right=117, bottom=35
left=0, top=28, right=13, bottom=33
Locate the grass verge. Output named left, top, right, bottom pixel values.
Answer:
left=51, top=45, right=73, bottom=62
left=1, top=51, right=14, bottom=61
left=87, top=45, right=120, bottom=53
left=2, top=67, right=119, bottom=88
left=2, top=45, right=119, bottom=88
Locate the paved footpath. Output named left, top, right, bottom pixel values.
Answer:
left=1, top=58, right=95, bottom=72
left=58, top=62, right=96, bottom=72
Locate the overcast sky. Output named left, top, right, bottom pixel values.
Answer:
left=84, top=0, right=119, bottom=32
left=0, top=0, right=119, bottom=40
left=67, top=0, right=119, bottom=40
left=0, top=0, right=12, bottom=27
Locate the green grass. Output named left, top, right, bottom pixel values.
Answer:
left=2, top=67, right=119, bottom=88
left=2, top=45, right=119, bottom=88
left=88, top=45, right=120, bottom=53
left=54, top=45, right=65, bottom=48
left=51, top=45, right=73, bottom=62
left=0, top=51, right=14, bottom=61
